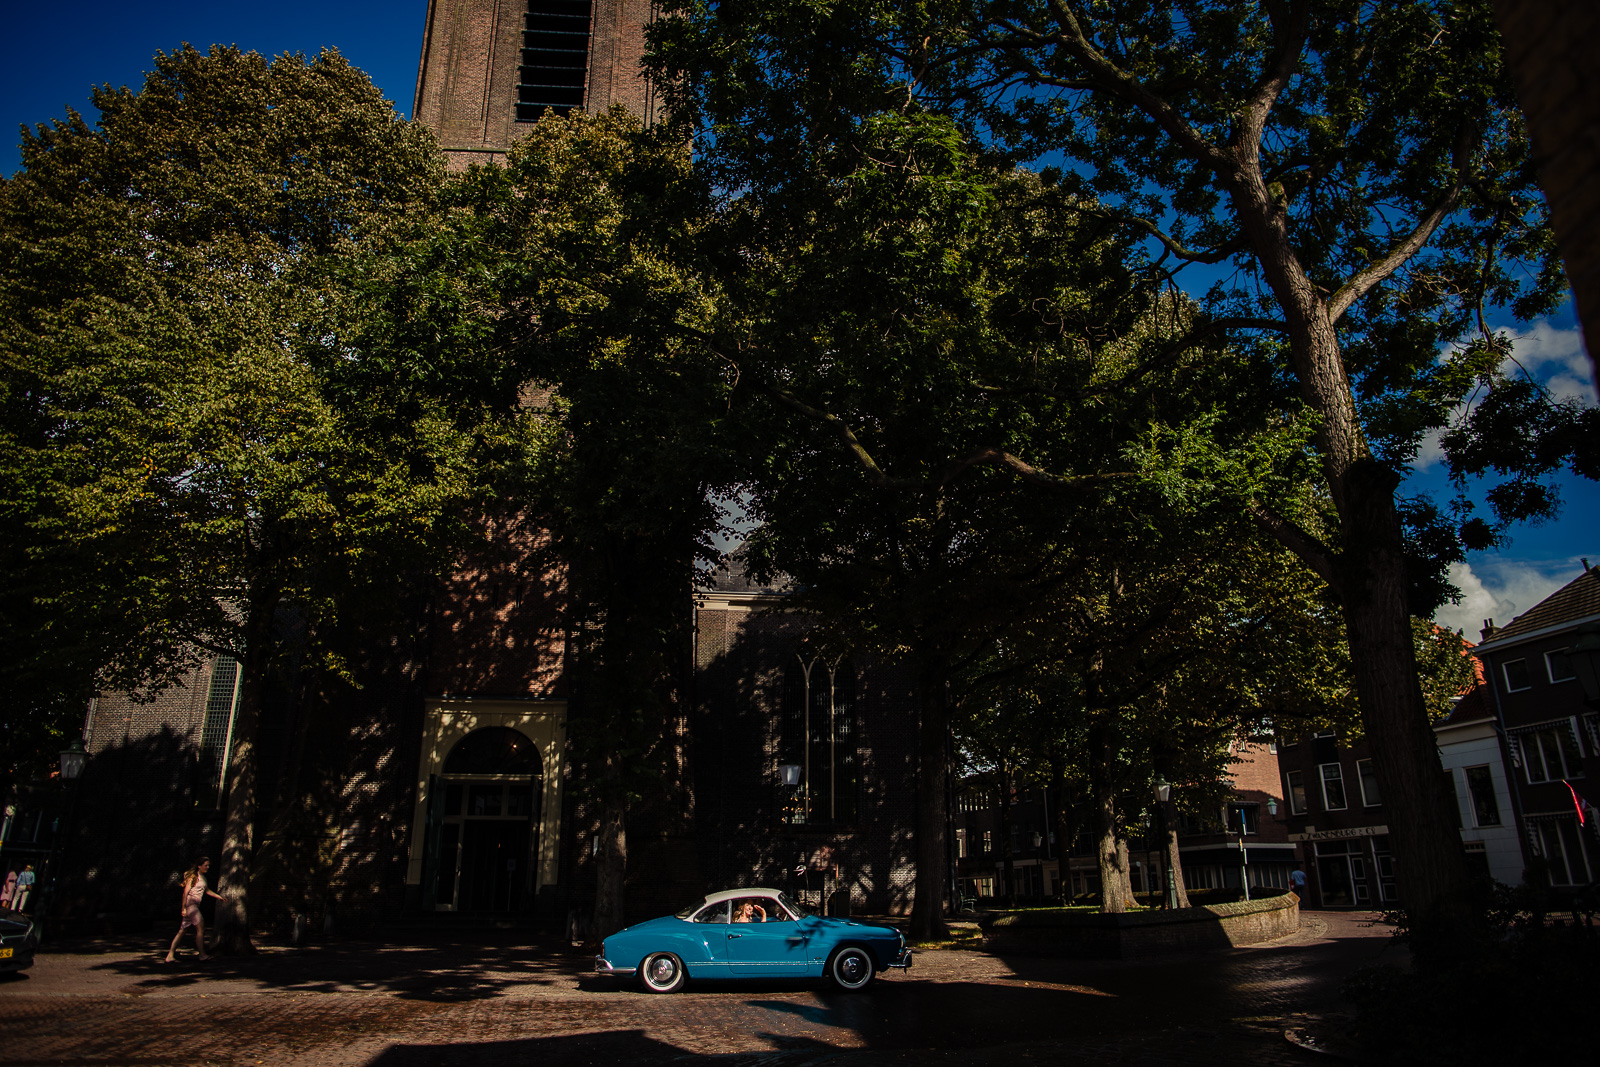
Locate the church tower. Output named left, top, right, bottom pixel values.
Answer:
left=413, top=0, right=659, bottom=169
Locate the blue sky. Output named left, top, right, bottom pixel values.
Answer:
left=1, top=2, right=428, bottom=176
left=3, top=1, right=1596, bottom=630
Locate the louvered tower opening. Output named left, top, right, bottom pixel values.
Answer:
left=517, top=0, right=592, bottom=121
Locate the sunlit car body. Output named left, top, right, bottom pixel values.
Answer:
left=595, top=887, right=911, bottom=992
left=0, top=908, right=38, bottom=975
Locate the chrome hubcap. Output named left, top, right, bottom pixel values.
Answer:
left=839, top=954, right=866, bottom=983
left=650, top=957, right=676, bottom=984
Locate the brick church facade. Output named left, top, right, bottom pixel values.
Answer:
left=49, top=2, right=921, bottom=935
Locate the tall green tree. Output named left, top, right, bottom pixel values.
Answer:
left=654, top=0, right=1598, bottom=948
left=447, top=109, right=740, bottom=937
left=0, top=46, right=496, bottom=949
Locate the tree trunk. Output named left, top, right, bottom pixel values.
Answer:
left=1221, top=157, right=1479, bottom=952
left=1162, top=798, right=1192, bottom=908
left=591, top=788, right=628, bottom=941
left=1088, top=724, right=1126, bottom=914
left=909, top=671, right=950, bottom=940
left=216, top=594, right=278, bottom=955
left=1115, top=836, right=1134, bottom=908
left=1335, top=463, right=1477, bottom=953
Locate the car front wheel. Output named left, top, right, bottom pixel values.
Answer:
left=826, top=946, right=875, bottom=992
left=640, top=952, right=686, bottom=993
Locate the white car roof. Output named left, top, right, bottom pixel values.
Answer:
left=701, top=887, right=783, bottom=905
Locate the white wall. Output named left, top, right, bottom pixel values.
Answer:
left=1437, top=722, right=1524, bottom=887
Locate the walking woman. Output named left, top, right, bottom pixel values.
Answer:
left=165, top=857, right=224, bottom=963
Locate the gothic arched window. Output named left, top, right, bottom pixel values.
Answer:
left=779, top=657, right=859, bottom=825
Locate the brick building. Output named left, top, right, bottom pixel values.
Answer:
left=414, top=0, right=661, bottom=170
left=1172, top=741, right=1298, bottom=897
left=1277, top=729, right=1402, bottom=908
left=953, top=740, right=1297, bottom=906
left=1472, top=563, right=1600, bottom=891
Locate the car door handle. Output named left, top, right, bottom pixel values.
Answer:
left=728, top=933, right=742, bottom=939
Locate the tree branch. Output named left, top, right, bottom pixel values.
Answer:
left=769, top=387, right=1135, bottom=493
left=1070, top=204, right=1244, bottom=264
left=1235, top=1, right=1313, bottom=152
left=1247, top=502, right=1340, bottom=594
left=1326, top=124, right=1476, bottom=322
left=1038, top=0, right=1231, bottom=171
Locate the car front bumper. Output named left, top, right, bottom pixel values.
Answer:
left=884, top=945, right=913, bottom=970
left=593, top=956, right=637, bottom=978
left=0, top=948, right=34, bottom=972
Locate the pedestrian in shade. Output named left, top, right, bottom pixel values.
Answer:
left=165, top=857, right=224, bottom=963
left=12, top=865, right=34, bottom=912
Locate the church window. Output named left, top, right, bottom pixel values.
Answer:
left=518, top=0, right=592, bottom=121
left=196, top=656, right=241, bottom=808
left=779, top=657, right=859, bottom=825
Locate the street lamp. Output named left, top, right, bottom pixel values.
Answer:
left=779, top=763, right=803, bottom=827
left=1154, top=778, right=1180, bottom=909
left=59, top=742, right=86, bottom=781
left=1266, top=796, right=1278, bottom=817
left=40, top=741, right=88, bottom=935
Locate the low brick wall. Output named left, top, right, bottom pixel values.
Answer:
left=981, top=893, right=1299, bottom=959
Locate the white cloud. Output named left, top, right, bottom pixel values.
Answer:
left=1432, top=557, right=1581, bottom=636
left=1497, top=321, right=1598, bottom=407
left=1415, top=321, right=1596, bottom=472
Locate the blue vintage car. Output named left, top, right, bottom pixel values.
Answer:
left=595, top=887, right=911, bottom=992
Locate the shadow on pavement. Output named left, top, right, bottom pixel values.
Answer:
left=79, top=929, right=593, bottom=1001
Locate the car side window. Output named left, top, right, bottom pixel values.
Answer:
left=693, top=901, right=730, bottom=923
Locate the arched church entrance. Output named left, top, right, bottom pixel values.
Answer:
left=428, top=727, right=542, bottom=913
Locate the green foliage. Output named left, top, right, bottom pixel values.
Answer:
left=652, top=0, right=1588, bottom=611
left=0, top=46, right=495, bottom=779
left=441, top=109, right=740, bottom=809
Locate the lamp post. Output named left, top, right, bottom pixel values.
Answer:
left=1234, top=805, right=1251, bottom=902
left=1155, top=778, right=1180, bottom=909
left=779, top=763, right=802, bottom=826
left=38, top=741, right=87, bottom=936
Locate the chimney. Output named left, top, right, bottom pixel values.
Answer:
left=1480, top=618, right=1496, bottom=642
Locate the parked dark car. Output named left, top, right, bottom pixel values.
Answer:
left=0, top=909, right=37, bottom=974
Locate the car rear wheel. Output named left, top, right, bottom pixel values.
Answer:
left=826, top=946, right=875, bottom=992
left=640, top=951, right=686, bottom=993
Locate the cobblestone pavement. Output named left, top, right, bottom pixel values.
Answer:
left=0, top=912, right=1400, bottom=1066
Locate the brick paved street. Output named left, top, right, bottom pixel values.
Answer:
left=0, top=912, right=1398, bottom=1066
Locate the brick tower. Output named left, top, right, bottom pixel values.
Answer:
left=413, top=0, right=659, bottom=169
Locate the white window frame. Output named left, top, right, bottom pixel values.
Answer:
left=1501, top=659, right=1532, bottom=693
left=1356, top=758, right=1382, bottom=807
left=1463, top=765, right=1502, bottom=827
left=1319, top=762, right=1348, bottom=811
left=1546, top=648, right=1576, bottom=684
left=1285, top=770, right=1307, bottom=815
left=1518, top=720, right=1586, bottom=784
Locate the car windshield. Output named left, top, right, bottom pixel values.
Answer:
left=673, top=899, right=708, bottom=920
left=779, top=891, right=816, bottom=918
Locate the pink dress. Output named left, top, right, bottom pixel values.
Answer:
left=179, top=874, right=207, bottom=930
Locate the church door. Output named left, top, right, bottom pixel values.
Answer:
left=430, top=729, right=543, bottom=913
